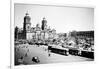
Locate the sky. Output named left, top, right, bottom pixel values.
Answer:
left=14, top=3, right=94, bottom=33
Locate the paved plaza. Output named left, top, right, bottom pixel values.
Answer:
left=15, top=44, right=93, bottom=65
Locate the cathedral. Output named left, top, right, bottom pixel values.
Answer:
left=15, top=12, right=56, bottom=41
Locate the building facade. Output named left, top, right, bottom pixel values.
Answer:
left=15, top=12, right=56, bottom=41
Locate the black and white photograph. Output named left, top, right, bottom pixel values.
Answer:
left=14, top=3, right=94, bottom=66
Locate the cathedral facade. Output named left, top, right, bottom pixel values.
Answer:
left=15, top=12, right=56, bottom=41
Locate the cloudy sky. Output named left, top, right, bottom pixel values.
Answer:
left=14, top=3, right=94, bottom=33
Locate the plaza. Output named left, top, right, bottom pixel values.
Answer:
left=15, top=44, right=93, bottom=65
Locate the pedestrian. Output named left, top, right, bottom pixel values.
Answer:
left=48, top=53, right=51, bottom=57
left=25, top=52, right=28, bottom=57
left=48, top=50, right=51, bottom=57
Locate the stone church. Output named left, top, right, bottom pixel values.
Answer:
left=15, top=12, right=56, bottom=41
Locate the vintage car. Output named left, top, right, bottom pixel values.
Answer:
left=32, top=56, right=40, bottom=63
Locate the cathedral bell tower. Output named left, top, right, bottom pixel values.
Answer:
left=23, top=12, right=31, bottom=39
left=41, top=17, right=47, bottom=30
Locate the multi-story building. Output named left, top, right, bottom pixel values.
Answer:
left=69, top=31, right=94, bottom=39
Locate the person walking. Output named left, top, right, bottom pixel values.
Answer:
left=48, top=46, right=51, bottom=57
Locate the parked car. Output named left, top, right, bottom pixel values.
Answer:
left=32, top=56, right=40, bottom=63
